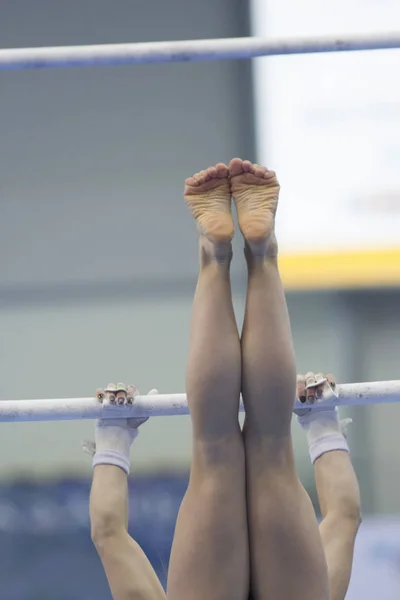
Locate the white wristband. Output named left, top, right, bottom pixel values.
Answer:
left=297, top=408, right=349, bottom=464
left=92, top=450, right=132, bottom=475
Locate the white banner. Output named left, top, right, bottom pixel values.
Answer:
left=250, top=0, right=400, bottom=288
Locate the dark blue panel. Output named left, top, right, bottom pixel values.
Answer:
left=0, top=475, right=188, bottom=600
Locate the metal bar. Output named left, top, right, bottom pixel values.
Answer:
left=0, top=32, right=399, bottom=70
left=0, top=381, right=399, bottom=422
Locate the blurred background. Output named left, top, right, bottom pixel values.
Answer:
left=1, top=0, right=400, bottom=598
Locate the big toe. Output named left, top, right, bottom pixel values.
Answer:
left=228, top=158, right=245, bottom=177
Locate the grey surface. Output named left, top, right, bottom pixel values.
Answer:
left=0, top=0, right=254, bottom=290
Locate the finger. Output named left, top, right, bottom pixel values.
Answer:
left=113, top=382, right=127, bottom=405
left=96, top=388, right=105, bottom=403
left=315, top=373, right=326, bottom=386
left=104, top=383, right=117, bottom=406
left=314, top=372, right=327, bottom=398
left=304, top=372, right=318, bottom=389
left=296, top=374, right=306, bottom=403
left=126, top=385, right=137, bottom=404
left=115, top=391, right=126, bottom=405
left=326, top=373, right=337, bottom=389
left=304, top=372, right=317, bottom=403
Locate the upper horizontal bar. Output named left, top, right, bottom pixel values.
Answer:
left=0, top=381, right=399, bottom=422
left=0, top=32, right=400, bottom=70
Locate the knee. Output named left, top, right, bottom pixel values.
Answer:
left=191, top=433, right=246, bottom=483
left=242, top=426, right=295, bottom=471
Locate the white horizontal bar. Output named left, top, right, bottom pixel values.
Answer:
left=0, top=381, right=399, bottom=422
left=1, top=32, right=400, bottom=70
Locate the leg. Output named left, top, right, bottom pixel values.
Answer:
left=167, top=164, right=249, bottom=600
left=230, top=158, right=329, bottom=600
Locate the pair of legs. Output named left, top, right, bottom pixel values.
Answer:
left=167, top=159, right=329, bottom=600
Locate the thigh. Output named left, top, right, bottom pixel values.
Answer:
left=167, top=436, right=249, bottom=600
left=244, top=432, right=329, bottom=600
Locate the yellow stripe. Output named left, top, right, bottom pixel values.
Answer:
left=278, top=248, right=400, bottom=290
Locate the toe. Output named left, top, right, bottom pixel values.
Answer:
left=206, top=166, right=218, bottom=180
left=215, top=163, right=229, bottom=178
left=242, top=160, right=253, bottom=173
left=254, top=165, right=267, bottom=178
left=264, top=169, right=277, bottom=181
left=194, top=171, right=206, bottom=185
left=185, top=176, right=198, bottom=187
left=228, top=158, right=244, bottom=176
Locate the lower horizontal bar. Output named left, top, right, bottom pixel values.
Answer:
left=0, top=32, right=399, bottom=70
left=0, top=381, right=399, bottom=422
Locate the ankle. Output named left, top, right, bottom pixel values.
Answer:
left=200, top=236, right=232, bottom=267
left=244, top=234, right=278, bottom=264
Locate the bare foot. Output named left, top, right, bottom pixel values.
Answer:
left=229, top=158, right=279, bottom=255
left=184, top=163, right=234, bottom=244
